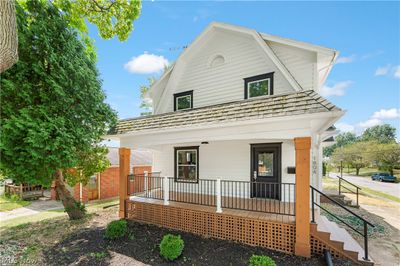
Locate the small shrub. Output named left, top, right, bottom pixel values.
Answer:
left=105, top=220, right=127, bottom=239
left=90, top=251, right=107, bottom=259
left=159, top=234, right=184, bottom=261
left=64, top=201, right=86, bottom=214
left=10, top=194, right=21, bottom=201
left=249, top=255, right=276, bottom=266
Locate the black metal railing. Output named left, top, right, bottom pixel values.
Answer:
left=168, top=178, right=216, bottom=206
left=311, top=185, right=374, bottom=261
left=221, top=180, right=295, bottom=216
left=128, top=172, right=163, bottom=200
left=128, top=175, right=295, bottom=216
left=338, top=175, right=361, bottom=206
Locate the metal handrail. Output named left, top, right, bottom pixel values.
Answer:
left=337, top=175, right=361, bottom=206
left=311, top=185, right=374, bottom=261
left=337, top=175, right=362, bottom=190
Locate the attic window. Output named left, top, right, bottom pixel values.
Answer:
left=244, top=72, right=274, bottom=99
left=210, top=55, right=225, bottom=67
left=174, top=90, right=193, bottom=111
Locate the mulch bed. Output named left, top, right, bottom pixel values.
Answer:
left=43, top=221, right=352, bottom=266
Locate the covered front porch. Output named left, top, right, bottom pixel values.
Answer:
left=118, top=135, right=317, bottom=258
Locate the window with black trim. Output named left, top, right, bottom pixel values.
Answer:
left=174, top=91, right=193, bottom=111
left=244, top=72, right=274, bottom=99
left=174, top=146, right=199, bottom=182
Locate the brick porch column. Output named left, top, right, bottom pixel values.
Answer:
left=294, top=137, right=311, bottom=257
left=119, top=147, right=131, bottom=218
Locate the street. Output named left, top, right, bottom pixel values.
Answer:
left=329, top=172, right=400, bottom=198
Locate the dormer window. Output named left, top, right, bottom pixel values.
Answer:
left=244, top=72, right=274, bottom=99
left=174, top=90, right=193, bottom=111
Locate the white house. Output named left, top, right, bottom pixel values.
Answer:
left=107, top=22, right=374, bottom=265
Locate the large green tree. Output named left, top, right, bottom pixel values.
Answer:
left=372, top=142, right=400, bottom=175
left=323, top=132, right=358, bottom=157
left=0, top=0, right=141, bottom=72
left=0, top=0, right=116, bottom=219
left=361, top=124, right=397, bottom=144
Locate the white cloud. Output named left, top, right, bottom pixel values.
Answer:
left=357, top=118, right=382, bottom=129
left=336, top=107, right=399, bottom=134
left=361, top=50, right=384, bottom=60
left=124, top=53, right=169, bottom=74
left=394, top=66, right=400, bottom=79
left=320, top=80, right=353, bottom=97
left=371, top=108, right=400, bottom=119
left=336, top=55, right=356, bottom=64
left=336, top=123, right=355, bottom=133
left=374, top=64, right=391, bottom=76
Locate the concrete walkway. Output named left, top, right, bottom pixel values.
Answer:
left=0, top=198, right=63, bottom=222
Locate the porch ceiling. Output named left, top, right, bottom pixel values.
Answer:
left=108, top=90, right=341, bottom=136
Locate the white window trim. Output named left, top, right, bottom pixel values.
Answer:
left=247, top=78, right=270, bottom=98
left=175, top=95, right=192, bottom=110
left=176, top=149, right=198, bottom=181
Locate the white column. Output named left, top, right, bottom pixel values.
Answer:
left=163, top=176, right=169, bottom=205
left=144, top=171, right=148, bottom=192
left=216, top=179, right=222, bottom=213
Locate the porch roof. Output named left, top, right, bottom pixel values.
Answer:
left=109, top=90, right=341, bottom=135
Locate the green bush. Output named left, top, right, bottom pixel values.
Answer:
left=64, top=201, right=86, bottom=214
left=249, top=255, right=276, bottom=266
left=159, top=234, right=184, bottom=261
left=10, top=194, right=21, bottom=201
left=105, top=220, right=127, bottom=239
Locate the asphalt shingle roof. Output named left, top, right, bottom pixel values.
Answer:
left=109, top=90, right=341, bottom=135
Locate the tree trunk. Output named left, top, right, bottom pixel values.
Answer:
left=0, top=0, right=18, bottom=73
left=356, top=167, right=360, bottom=176
left=54, top=170, right=85, bottom=220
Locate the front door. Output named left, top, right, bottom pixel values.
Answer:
left=251, top=143, right=281, bottom=199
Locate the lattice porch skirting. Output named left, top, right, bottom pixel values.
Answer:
left=125, top=200, right=347, bottom=259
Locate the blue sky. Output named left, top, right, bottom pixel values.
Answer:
left=89, top=1, right=400, bottom=139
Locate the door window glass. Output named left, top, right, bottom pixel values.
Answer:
left=258, top=152, right=273, bottom=176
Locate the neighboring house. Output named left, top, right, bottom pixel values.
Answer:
left=107, top=23, right=374, bottom=264
left=51, top=148, right=152, bottom=202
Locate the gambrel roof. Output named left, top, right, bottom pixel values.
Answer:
left=109, top=90, right=341, bottom=135
left=149, top=22, right=338, bottom=107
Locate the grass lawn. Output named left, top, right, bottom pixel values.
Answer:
left=0, top=198, right=119, bottom=229
left=0, top=196, right=31, bottom=212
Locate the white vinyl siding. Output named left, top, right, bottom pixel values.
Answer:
left=267, top=40, right=317, bottom=91
left=151, top=139, right=295, bottom=184
left=156, top=30, right=295, bottom=114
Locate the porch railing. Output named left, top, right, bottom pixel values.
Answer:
left=311, top=185, right=374, bottom=261
left=338, top=175, right=361, bottom=207
left=128, top=173, right=295, bottom=216
left=221, top=181, right=295, bottom=216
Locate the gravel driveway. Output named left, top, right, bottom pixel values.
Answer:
left=329, top=173, right=400, bottom=198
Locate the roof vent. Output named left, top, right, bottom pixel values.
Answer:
left=209, top=54, right=225, bottom=68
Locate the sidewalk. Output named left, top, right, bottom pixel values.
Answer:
left=0, top=199, right=63, bottom=222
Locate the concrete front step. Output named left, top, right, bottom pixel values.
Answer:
left=322, top=191, right=359, bottom=208
left=312, top=216, right=374, bottom=265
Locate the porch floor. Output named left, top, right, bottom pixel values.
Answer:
left=128, top=195, right=296, bottom=224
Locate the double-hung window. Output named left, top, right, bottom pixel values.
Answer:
left=174, top=91, right=193, bottom=111
left=174, top=146, right=199, bottom=182
left=244, top=72, right=274, bottom=99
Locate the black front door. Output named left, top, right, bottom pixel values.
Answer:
left=251, top=143, right=281, bottom=199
